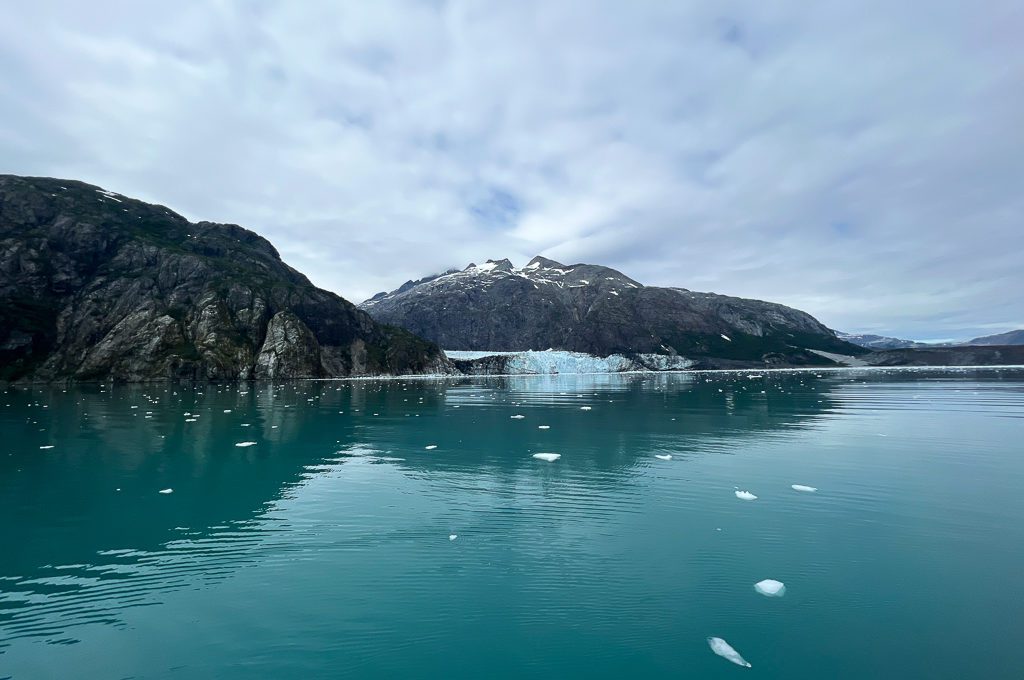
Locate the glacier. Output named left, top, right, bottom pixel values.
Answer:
left=444, top=349, right=694, bottom=374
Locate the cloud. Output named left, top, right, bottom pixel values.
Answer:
left=1, top=0, right=1021, bottom=339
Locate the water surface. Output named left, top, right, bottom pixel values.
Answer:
left=2, top=369, right=1024, bottom=678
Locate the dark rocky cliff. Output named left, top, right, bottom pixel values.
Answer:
left=0, top=175, right=451, bottom=382
left=360, top=256, right=865, bottom=364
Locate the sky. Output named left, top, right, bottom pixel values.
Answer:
left=2, top=1, right=1021, bottom=341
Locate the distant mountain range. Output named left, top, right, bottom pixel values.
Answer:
left=964, top=329, right=1024, bottom=346
left=836, top=332, right=931, bottom=350
left=0, top=175, right=449, bottom=381
left=839, top=329, right=1024, bottom=350
left=360, top=257, right=865, bottom=365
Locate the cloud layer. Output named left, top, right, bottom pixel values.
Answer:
left=2, top=1, right=1021, bottom=340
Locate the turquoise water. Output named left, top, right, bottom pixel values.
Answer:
left=2, top=369, right=1024, bottom=679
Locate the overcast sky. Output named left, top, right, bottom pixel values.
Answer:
left=2, top=1, right=1021, bottom=341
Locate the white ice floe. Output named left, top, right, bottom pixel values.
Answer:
left=158, top=488, right=173, bottom=494
left=754, top=579, right=786, bottom=597
left=39, top=445, right=54, bottom=450
left=707, top=637, right=751, bottom=667
left=510, top=414, right=526, bottom=419
left=532, top=452, right=561, bottom=462
left=654, top=454, right=672, bottom=461
left=791, top=484, right=818, bottom=493
left=538, top=425, right=550, bottom=430
left=425, top=445, right=438, bottom=450
left=235, top=441, right=257, bottom=447
left=735, top=490, right=758, bottom=501
left=449, top=534, right=458, bottom=541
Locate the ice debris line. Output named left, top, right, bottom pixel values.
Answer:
left=444, top=349, right=694, bottom=374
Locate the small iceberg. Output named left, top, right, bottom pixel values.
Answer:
left=532, top=452, right=561, bottom=462
left=654, top=454, right=672, bottom=461
left=791, top=484, right=817, bottom=493
left=235, top=441, right=257, bottom=447
left=707, top=637, right=751, bottom=667
left=754, top=579, right=786, bottom=597
left=425, top=445, right=438, bottom=450
left=449, top=534, right=458, bottom=541
left=735, top=490, right=757, bottom=501
left=158, top=488, right=173, bottom=494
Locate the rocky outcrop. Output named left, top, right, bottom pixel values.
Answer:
left=360, top=256, right=865, bottom=365
left=0, top=175, right=451, bottom=382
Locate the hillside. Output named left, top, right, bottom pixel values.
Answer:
left=0, top=175, right=450, bottom=381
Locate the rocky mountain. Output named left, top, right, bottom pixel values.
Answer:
left=360, top=256, right=865, bottom=364
left=963, top=329, right=1024, bottom=346
left=0, top=175, right=450, bottom=382
left=837, top=332, right=929, bottom=350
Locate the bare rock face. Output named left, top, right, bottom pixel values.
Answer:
left=254, top=311, right=321, bottom=379
left=0, top=175, right=452, bottom=382
left=360, top=257, right=866, bottom=365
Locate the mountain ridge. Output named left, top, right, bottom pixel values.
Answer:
left=359, top=256, right=865, bottom=364
left=0, top=174, right=451, bottom=382
left=965, top=329, right=1024, bottom=346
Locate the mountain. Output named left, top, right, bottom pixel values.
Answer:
left=963, top=329, right=1024, bottom=346
left=837, top=332, right=929, bottom=350
left=0, top=175, right=450, bottom=382
left=359, top=256, right=866, bottom=364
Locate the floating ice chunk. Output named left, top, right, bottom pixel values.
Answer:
left=791, top=484, right=817, bottom=493
left=510, top=414, right=525, bottom=419
left=580, top=406, right=592, bottom=411
left=532, top=452, right=561, bottom=462
left=235, top=441, right=257, bottom=447
left=754, top=579, right=786, bottom=597
left=158, top=488, right=173, bottom=494
left=425, top=445, right=438, bottom=450
left=538, top=425, right=550, bottom=430
left=735, top=490, right=758, bottom=501
left=707, top=637, right=751, bottom=667
left=39, top=445, right=55, bottom=450
left=449, top=534, right=458, bottom=541
left=654, top=454, right=672, bottom=461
